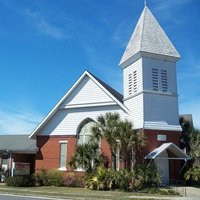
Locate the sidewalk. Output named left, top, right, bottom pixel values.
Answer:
left=186, top=187, right=200, bottom=198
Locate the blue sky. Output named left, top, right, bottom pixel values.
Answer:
left=0, top=0, right=199, bottom=135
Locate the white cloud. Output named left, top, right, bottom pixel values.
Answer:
left=24, top=9, right=66, bottom=39
left=154, top=0, right=191, bottom=11
left=0, top=103, right=43, bottom=135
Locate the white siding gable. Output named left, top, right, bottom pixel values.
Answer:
left=30, top=71, right=129, bottom=139
left=39, top=105, right=128, bottom=136
left=61, top=76, right=114, bottom=107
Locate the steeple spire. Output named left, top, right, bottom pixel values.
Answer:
left=144, top=0, right=147, bottom=7
left=119, top=6, right=180, bottom=68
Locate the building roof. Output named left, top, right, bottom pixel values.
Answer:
left=88, top=71, right=123, bottom=103
left=119, top=6, right=180, bottom=67
left=0, top=135, right=37, bottom=154
left=145, top=142, right=190, bottom=160
left=29, top=71, right=129, bottom=139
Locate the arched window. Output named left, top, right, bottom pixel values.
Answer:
left=77, top=119, right=96, bottom=146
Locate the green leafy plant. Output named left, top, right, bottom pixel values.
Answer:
left=34, top=169, right=50, bottom=186
left=184, top=166, right=200, bottom=184
left=63, top=175, right=85, bottom=188
left=5, top=175, right=35, bottom=187
left=34, top=169, right=65, bottom=186
left=68, top=142, right=106, bottom=174
left=47, top=170, right=64, bottom=186
left=85, top=162, right=161, bottom=191
left=85, top=166, right=113, bottom=190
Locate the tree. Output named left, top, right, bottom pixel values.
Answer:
left=91, top=112, right=145, bottom=171
left=68, top=142, right=106, bottom=174
left=91, top=112, right=121, bottom=171
left=118, top=120, right=145, bottom=170
left=189, top=128, right=200, bottom=162
left=179, top=116, right=193, bottom=152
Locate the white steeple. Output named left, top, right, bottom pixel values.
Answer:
left=119, top=6, right=180, bottom=68
left=120, top=6, right=181, bottom=131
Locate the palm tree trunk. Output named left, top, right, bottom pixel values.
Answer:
left=111, top=149, right=117, bottom=171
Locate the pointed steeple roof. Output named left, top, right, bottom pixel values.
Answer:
left=119, top=6, right=180, bottom=68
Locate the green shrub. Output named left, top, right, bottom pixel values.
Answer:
left=85, top=163, right=161, bottom=191
left=5, top=175, right=35, bottom=187
left=47, top=170, right=64, bottom=186
left=34, top=169, right=64, bottom=186
left=134, top=162, right=161, bottom=189
left=140, top=188, right=179, bottom=195
left=114, top=170, right=133, bottom=191
left=85, top=166, right=114, bottom=190
left=63, top=175, right=85, bottom=188
left=34, top=169, right=50, bottom=186
left=184, top=166, right=200, bottom=185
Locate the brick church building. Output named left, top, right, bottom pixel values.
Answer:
left=28, top=6, right=190, bottom=184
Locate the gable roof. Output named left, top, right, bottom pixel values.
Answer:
left=145, top=142, right=190, bottom=160
left=29, top=71, right=128, bottom=139
left=119, top=6, right=180, bottom=67
left=0, top=135, right=37, bottom=154
left=88, top=72, right=123, bottom=103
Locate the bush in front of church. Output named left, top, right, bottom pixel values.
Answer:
left=5, top=175, right=35, bottom=187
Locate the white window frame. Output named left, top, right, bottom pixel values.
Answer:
left=59, top=140, right=68, bottom=171
left=157, top=134, right=167, bottom=141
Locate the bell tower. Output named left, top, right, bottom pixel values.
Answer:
left=119, top=6, right=182, bottom=137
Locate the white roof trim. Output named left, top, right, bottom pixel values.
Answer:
left=145, top=142, right=190, bottom=160
left=144, top=121, right=182, bottom=132
left=29, top=71, right=128, bottom=139
left=60, top=101, right=117, bottom=109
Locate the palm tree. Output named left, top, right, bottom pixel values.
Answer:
left=189, top=128, right=200, bottom=161
left=68, top=142, right=106, bottom=174
left=179, top=116, right=193, bottom=152
left=91, top=112, right=121, bottom=171
left=91, top=112, right=145, bottom=171
left=118, top=120, right=145, bottom=170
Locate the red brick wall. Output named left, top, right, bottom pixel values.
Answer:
left=101, top=139, right=112, bottom=167
left=35, top=135, right=113, bottom=171
left=36, top=135, right=77, bottom=171
left=142, top=129, right=182, bottom=180
left=142, top=129, right=181, bottom=158
left=35, top=129, right=181, bottom=176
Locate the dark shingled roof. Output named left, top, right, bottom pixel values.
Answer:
left=0, top=135, right=37, bottom=154
left=87, top=71, right=123, bottom=103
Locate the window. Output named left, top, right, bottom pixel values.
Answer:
left=77, top=121, right=96, bottom=146
left=133, top=70, right=137, bottom=93
left=157, top=134, right=167, bottom=141
left=152, top=68, right=158, bottom=91
left=152, top=68, right=168, bottom=93
left=128, top=71, right=137, bottom=96
left=76, top=120, right=97, bottom=171
left=59, top=141, right=68, bottom=170
left=128, top=73, right=132, bottom=96
left=161, top=70, right=168, bottom=93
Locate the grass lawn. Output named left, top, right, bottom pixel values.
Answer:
left=0, top=185, right=179, bottom=200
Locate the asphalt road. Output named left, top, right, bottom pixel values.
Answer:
left=0, top=194, right=69, bottom=200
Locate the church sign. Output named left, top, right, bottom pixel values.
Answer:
left=13, top=162, right=30, bottom=176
